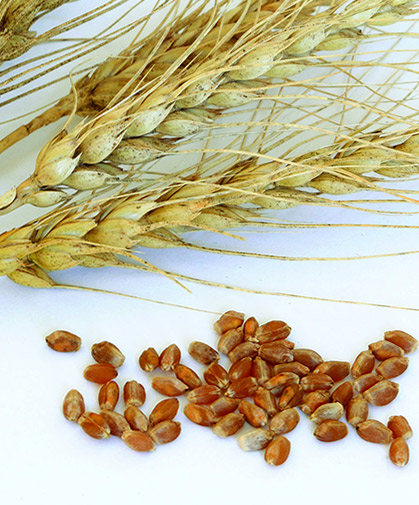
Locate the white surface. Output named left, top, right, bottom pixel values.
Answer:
left=0, top=2, right=418, bottom=505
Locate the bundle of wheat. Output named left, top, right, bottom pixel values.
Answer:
left=1, top=0, right=416, bottom=214
left=0, top=123, right=417, bottom=292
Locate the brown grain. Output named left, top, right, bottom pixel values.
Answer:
left=139, top=347, right=159, bottom=372
left=98, top=380, right=120, bottom=411
left=83, top=363, right=118, bottom=384
left=384, top=330, right=418, bottom=354
left=314, top=420, right=348, bottom=442
left=46, top=330, right=81, bottom=352
left=91, top=341, right=125, bottom=367
left=389, top=437, right=409, bottom=467
left=213, top=413, right=245, bottom=437
left=264, top=436, right=291, bottom=465
left=123, top=380, right=146, bottom=407
left=387, top=415, right=413, bottom=439
left=152, top=376, right=189, bottom=397
left=188, top=341, right=219, bottom=365
left=63, top=389, right=85, bottom=422
left=149, top=398, right=179, bottom=427
left=356, top=420, right=393, bottom=444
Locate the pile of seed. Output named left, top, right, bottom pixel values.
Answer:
left=51, top=333, right=181, bottom=451
left=49, top=311, right=416, bottom=466
left=139, top=311, right=416, bottom=466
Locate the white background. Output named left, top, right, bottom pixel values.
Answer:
left=0, top=1, right=418, bottom=504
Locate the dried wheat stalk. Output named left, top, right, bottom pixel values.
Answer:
left=0, top=0, right=416, bottom=214
left=1, top=124, right=418, bottom=289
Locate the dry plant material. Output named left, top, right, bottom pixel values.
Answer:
left=252, top=357, right=272, bottom=385
left=124, top=406, right=148, bottom=432
left=98, top=381, right=119, bottom=411
left=228, top=342, right=260, bottom=363
left=139, top=347, right=159, bottom=372
left=210, top=397, right=240, bottom=418
left=293, top=349, right=323, bottom=371
left=264, top=372, right=300, bottom=396
left=351, top=350, right=375, bottom=378
left=300, top=390, right=330, bottom=416
left=122, top=430, right=155, bottom=452
left=331, top=382, right=353, bottom=407
left=214, top=311, right=245, bottom=335
left=152, top=376, right=189, bottom=397
left=369, top=341, right=404, bottom=361
left=3, top=127, right=419, bottom=290
left=274, top=362, right=310, bottom=379
left=238, top=428, right=273, bottom=451
left=46, top=330, right=81, bottom=352
left=213, top=413, right=245, bottom=438
left=188, top=341, right=219, bottom=365
left=217, top=328, right=244, bottom=355
left=0, top=1, right=76, bottom=63
left=78, top=412, right=111, bottom=440
left=239, top=400, right=269, bottom=428
left=204, top=362, right=229, bottom=388
left=384, top=331, right=418, bottom=354
left=376, top=357, right=409, bottom=379
left=83, top=363, right=118, bottom=384
left=228, top=357, right=253, bottom=382
left=387, top=416, right=413, bottom=440
left=226, top=376, right=259, bottom=399
left=149, top=420, right=181, bottom=444
left=389, top=438, right=409, bottom=467
left=159, top=344, right=181, bottom=371
left=356, top=420, right=393, bottom=444
left=353, top=372, right=382, bottom=394
left=174, top=364, right=202, bottom=389
left=363, top=380, right=399, bottom=406
left=184, top=403, right=216, bottom=426
left=313, top=361, right=350, bottom=382
left=244, top=317, right=259, bottom=342
left=300, top=373, right=334, bottom=393
left=100, top=410, right=130, bottom=437
left=270, top=409, right=300, bottom=435
left=346, top=396, right=369, bottom=427
left=187, top=385, right=222, bottom=405
left=310, top=403, right=344, bottom=424
left=254, top=388, right=277, bottom=417
left=91, top=341, right=125, bottom=368
left=60, top=310, right=415, bottom=467
left=2, top=0, right=416, bottom=215
left=255, top=321, right=291, bottom=343
left=123, top=380, right=146, bottom=407
left=63, top=389, right=85, bottom=422
left=314, top=420, right=348, bottom=442
left=277, top=384, right=303, bottom=410
left=149, top=398, right=179, bottom=427
left=259, top=342, right=294, bottom=365
left=264, top=436, right=291, bottom=465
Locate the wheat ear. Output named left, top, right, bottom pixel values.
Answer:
left=1, top=0, right=415, bottom=214
left=1, top=125, right=418, bottom=286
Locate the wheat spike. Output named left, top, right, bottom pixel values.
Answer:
left=0, top=124, right=418, bottom=286
left=0, top=0, right=415, bottom=214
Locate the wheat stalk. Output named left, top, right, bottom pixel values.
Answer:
left=0, top=0, right=415, bottom=214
